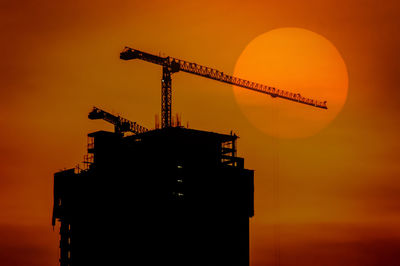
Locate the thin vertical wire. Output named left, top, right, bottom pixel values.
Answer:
left=272, top=102, right=280, bottom=266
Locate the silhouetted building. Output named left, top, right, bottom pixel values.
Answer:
left=52, top=126, right=254, bottom=266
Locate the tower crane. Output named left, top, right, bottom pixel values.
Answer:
left=88, top=106, right=148, bottom=134
left=120, top=47, right=328, bottom=128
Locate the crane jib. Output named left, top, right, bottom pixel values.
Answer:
left=172, top=58, right=327, bottom=109
left=89, top=106, right=148, bottom=134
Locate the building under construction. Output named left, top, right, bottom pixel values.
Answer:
left=52, top=45, right=328, bottom=266
left=52, top=108, right=255, bottom=266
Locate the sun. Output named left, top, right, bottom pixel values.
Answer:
left=233, top=28, right=348, bottom=138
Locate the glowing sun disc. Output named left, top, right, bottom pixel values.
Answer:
left=233, top=28, right=348, bottom=138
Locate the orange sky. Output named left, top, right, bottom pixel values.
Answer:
left=1, top=0, right=400, bottom=265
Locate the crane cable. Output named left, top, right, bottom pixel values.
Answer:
left=272, top=102, right=281, bottom=266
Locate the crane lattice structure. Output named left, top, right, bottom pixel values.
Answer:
left=120, top=47, right=328, bottom=129
left=88, top=106, right=148, bottom=134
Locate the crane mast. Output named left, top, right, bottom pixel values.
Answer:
left=88, top=106, right=148, bottom=134
left=120, top=47, right=328, bottom=128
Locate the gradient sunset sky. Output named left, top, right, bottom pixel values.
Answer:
left=1, top=0, right=400, bottom=265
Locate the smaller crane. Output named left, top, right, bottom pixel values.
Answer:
left=88, top=106, right=148, bottom=134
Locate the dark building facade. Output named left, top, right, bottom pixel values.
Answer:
left=52, top=127, right=254, bottom=266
